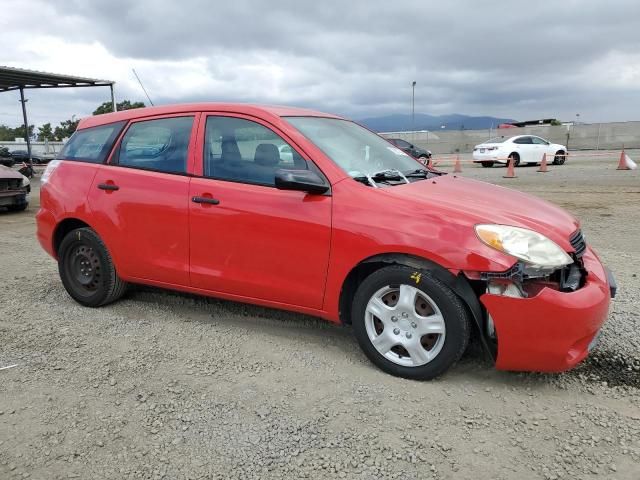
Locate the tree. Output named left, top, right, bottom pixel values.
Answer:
left=93, top=100, right=145, bottom=115
left=0, top=124, right=34, bottom=141
left=53, top=119, right=80, bottom=141
left=38, top=122, right=55, bottom=141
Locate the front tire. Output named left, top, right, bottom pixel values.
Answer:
left=58, top=227, right=128, bottom=307
left=351, top=265, right=470, bottom=380
left=553, top=150, right=566, bottom=165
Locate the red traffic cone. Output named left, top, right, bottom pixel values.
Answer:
left=617, top=149, right=638, bottom=170
left=427, top=157, right=433, bottom=169
left=537, top=153, right=549, bottom=172
left=503, top=157, right=517, bottom=178
left=453, top=155, right=462, bottom=173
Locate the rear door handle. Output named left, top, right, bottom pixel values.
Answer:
left=97, top=183, right=119, bottom=191
left=192, top=196, right=220, bottom=205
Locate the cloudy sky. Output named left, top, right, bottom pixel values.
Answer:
left=1, top=0, right=640, bottom=128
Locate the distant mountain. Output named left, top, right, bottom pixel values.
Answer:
left=357, top=113, right=517, bottom=132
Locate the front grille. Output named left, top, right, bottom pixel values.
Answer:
left=569, top=229, right=587, bottom=258
left=0, top=178, right=22, bottom=191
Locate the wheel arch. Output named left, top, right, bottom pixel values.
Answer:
left=53, top=218, right=93, bottom=257
left=337, top=252, right=495, bottom=362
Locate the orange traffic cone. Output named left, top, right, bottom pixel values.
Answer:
left=427, top=157, right=433, bottom=169
left=453, top=155, right=462, bottom=173
left=537, top=153, right=549, bottom=172
left=503, top=157, right=517, bottom=178
left=617, top=149, right=638, bottom=170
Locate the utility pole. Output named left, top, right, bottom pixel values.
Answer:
left=411, top=81, right=417, bottom=132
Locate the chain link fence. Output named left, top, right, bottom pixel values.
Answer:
left=381, top=121, right=640, bottom=155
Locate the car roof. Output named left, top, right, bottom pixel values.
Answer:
left=77, top=103, right=343, bottom=130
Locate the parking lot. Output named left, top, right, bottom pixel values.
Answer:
left=1, top=153, right=639, bottom=479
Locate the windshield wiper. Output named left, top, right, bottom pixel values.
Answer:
left=369, top=169, right=409, bottom=184
left=403, top=168, right=442, bottom=178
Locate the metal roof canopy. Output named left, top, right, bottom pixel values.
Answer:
left=0, top=66, right=117, bottom=167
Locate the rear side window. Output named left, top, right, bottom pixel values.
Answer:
left=58, top=121, right=126, bottom=163
left=116, top=116, right=194, bottom=174
left=513, top=136, right=533, bottom=144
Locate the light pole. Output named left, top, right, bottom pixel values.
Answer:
left=411, top=81, right=416, bottom=132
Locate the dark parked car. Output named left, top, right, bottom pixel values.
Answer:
left=10, top=150, right=44, bottom=164
left=387, top=138, right=432, bottom=161
left=0, top=164, right=29, bottom=211
left=0, top=147, right=15, bottom=167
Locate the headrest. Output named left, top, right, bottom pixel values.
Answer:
left=221, top=139, right=241, bottom=163
left=254, top=143, right=280, bottom=166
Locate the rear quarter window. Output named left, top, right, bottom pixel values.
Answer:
left=58, top=121, right=126, bottom=163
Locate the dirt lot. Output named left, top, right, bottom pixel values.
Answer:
left=1, top=152, right=639, bottom=480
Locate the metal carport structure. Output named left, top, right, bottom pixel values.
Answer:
left=0, top=66, right=117, bottom=167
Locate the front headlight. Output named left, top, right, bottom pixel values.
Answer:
left=475, top=224, right=573, bottom=268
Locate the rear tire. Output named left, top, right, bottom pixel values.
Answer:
left=351, top=265, right=470, bottom=380
left=553, top=150, right=566, bottom=165
left=481, top=161, right=494, bottom=168
left=58, top=227, right=128, bottom=307
left=508, top=153, right=520, bottom=167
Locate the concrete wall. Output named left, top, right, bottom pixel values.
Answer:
left=0, top=140, right=65, bottom=156
left=381, top=121, right=640, bottom=155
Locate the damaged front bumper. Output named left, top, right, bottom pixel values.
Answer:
left=480, top=247, right=613, bottom=372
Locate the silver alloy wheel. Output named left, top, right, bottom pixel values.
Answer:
left=364, top=284, right=446, bottom=367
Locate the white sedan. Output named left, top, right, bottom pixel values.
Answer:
left=472, top=135, right=567, bottom=168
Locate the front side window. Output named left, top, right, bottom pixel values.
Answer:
left=286, top=117, right=422, bottom=178
left=204, top=116, right=308, bottom=186
left=117, top=116, right=194, bottom=174
left=58, top=121, right=126, bottom=163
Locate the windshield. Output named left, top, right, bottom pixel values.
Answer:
left=484, top=137, right=509, bottom=143
left=285, top=117, right=422, bottom=178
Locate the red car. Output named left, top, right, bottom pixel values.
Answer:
left=36, top=104, right=616, bottom=380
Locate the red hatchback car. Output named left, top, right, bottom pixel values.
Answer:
left=37, top=104, right=616, bottom=380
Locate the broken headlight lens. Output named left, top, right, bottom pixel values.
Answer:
left=475, top=224, right=573, bottom=269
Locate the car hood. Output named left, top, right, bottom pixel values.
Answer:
left=381, top=175, right=579, bottom=248
left=0, top=164, right=24, bottom=180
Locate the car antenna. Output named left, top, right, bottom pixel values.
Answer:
left=132, top=68, right=154, bottom=106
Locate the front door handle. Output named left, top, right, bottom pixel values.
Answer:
left=192, top=196, right=220, bottom=205
left=98, top=183, right=119, bottom=191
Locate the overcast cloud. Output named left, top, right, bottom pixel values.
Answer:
left=1, top=0, right=640, bottom=128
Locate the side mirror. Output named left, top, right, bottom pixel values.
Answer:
left=274, top=169, right=329, bottom=195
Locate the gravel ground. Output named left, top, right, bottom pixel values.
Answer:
left=1, top=152, right=639, bottom=479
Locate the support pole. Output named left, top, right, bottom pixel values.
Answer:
left=19, top=87, right=33, bottom=170
left=110, top=83, right=117, bottom=112
left=411, top=81, right=416, bottom=132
